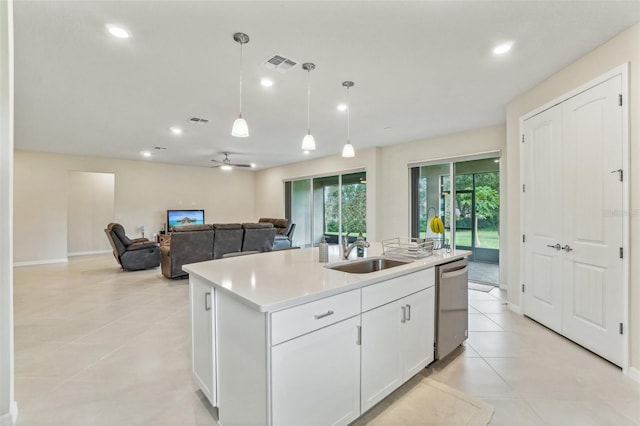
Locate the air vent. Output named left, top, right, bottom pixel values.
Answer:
left=263, top=53, right=298, bottom=73
left=189, top=117, right=209, bottom=123
left=153, top=146, right=167, bottom=150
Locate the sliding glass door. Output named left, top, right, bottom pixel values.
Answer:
left=286, top=171, right=366, bottom=247
left=411, top=157, right=500, bottom=285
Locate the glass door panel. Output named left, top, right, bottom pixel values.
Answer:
left=341, top=172, right=367, bottom=242
left=290, top=179, right=312, bottom=247
left=313, top=175, right=339, bottom=245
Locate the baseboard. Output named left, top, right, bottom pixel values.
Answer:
left=13, top=258, right=68, bottom=267
left=0, top=401, right=18, bottom=426
left=626, top=367, right=640, bottom=383
left=68, top=250, right=111, bottom=257
left=507, top=302, right=523, bottom=315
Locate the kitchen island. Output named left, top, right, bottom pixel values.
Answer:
left=184, top=243, right=470, bottom=426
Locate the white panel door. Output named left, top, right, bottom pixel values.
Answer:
left=271, top=316, right=361, bottom=426
left=360, top=300, right=404, bottom=413
left=523, top=104, right=564, bottom=333
left=402, top=288, right=435, bottom=378
left=561, top=75, right=624, bottom=366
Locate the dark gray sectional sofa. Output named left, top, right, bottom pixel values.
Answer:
left=160, top=223, right=276, bottom=279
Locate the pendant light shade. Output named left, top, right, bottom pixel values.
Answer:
left=232, top=32, right=250, bottom=138
left=301, top=133, right=316, bottom=151
left=232, top=115, right=249, bottom=138
left=342, top=81, right=355, bottom=158
left=342, top=141, right=355, bottom=157
left=301, top=63, right=316, bottom=151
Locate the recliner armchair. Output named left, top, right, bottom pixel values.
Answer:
left=104, top=223, right=161, bottom=271
left=258, top=218, right=296, bottom=248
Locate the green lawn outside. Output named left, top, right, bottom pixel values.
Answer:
left=420, top=229, right=499, bottom=249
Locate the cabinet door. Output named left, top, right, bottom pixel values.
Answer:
left=190, top=277, right=216, bottom=406
left=360, top=299, right=404, bottom=413
left=402, top=287, right=435, bottom=378
left=271, top=316, right=361, bottom=426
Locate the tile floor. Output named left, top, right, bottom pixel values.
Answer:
left=12, top=254, right=640, bottom=425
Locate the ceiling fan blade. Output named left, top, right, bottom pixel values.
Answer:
left=231, top=163, right=252, bottom=168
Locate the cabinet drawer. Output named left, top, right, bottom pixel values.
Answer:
left=362, top=268, right=434, bottom=312
left=271, top=290, right=361, bottom=345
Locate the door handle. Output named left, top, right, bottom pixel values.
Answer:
left=356, top=325, right=361, bottom=346
left=401, top=306, right=406, bottom=323
left=562, top=244, right=574, bottom=253
left=406, top=304, right=411, bottom=321
left=547, top=243, right=561, bottom=250
left=205, top=292, right=211, bottom=311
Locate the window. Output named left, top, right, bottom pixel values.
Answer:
left=286, top=171, right=366, bottom=247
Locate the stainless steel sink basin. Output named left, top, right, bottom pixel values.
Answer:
left=326, top=257, right=411, bottom=274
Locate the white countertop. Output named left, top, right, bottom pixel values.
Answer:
left=183, top=242, right=470, bottom=313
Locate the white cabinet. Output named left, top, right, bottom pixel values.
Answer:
left=360, top=270, right=435, bottom=413
left=190, top=276, right=216, bottom=406
left=271, top=315, right=361, bottom=426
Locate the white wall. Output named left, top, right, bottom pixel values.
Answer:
left=0, top=0, right=16, bottom=424
left=67, top=171, right=115, bottom=255
left=504, top=23, right=640, bottom=371
left=13, top=151, right=256, bottom=264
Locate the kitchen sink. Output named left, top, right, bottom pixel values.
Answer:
left=326, top=257, right=411, bottom=274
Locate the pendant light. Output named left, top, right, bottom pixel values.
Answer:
left=342, top=81, right=355, bottom=158
left=231, top=32, right=250, bottom=138
left=301, top=63, right=317, bottom=151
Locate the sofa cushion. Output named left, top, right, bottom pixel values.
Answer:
left=258, top=218, right=290, bottom=235
left=242, top=222, right=274, bottom=229
left=173, top=224, right=213, bottom=232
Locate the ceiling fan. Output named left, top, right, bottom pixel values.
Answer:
left=211, top=152, right=252, bottom=170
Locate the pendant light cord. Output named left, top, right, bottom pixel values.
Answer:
left=238, top=41, right=243, bottom=114
left=346, top=86, right=351, bottom=143
left=307, top=70, right=311, bottom=133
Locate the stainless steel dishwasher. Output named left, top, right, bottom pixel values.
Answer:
left=435, top=258, right=469, bottom=360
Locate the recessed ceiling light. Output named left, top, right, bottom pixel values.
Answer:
left=493, top=41, right=513, bottom=55
left=337, top=104, right=348, bottom=112
left=106, top=25, right=131, bottom=39
left=141, top=151, right=151, bottom=158
left=250, top=163, right=256, bottom=168
left=303, top=150, right=310, bottom=155
left=170, top=127, right=182, bottom=135
left=260, top=78, right=274, bottom=87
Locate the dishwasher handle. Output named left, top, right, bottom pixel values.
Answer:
left=441, top=266, right=468, bottom=280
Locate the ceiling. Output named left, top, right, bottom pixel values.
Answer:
left=13, top=1, right=640, bottom=170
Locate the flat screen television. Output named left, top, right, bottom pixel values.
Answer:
left=167, top=209, right=205, bottom=231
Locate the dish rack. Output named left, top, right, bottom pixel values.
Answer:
left=382, top=237, right=438, bottom=259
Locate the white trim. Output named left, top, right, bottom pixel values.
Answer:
left=68, top=250, right=111, bottom=257
left=619, top=63, right=630, bottom=376
left=407, top=150, right=501, bottom=168
left=626, top=367, right=640, bottom=383
left=0, top=401, right=17, bottom=426
left=13, top=258, right=68, bottom=267
left=519, top=63, right=630, bottom=372
left=507, top=302, right=523, bottom=315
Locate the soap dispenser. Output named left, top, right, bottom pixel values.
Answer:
left=319, top=236, right=329, bottom=263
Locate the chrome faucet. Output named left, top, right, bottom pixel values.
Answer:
left=342, top=234, right=370, bottom=260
